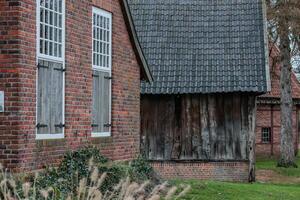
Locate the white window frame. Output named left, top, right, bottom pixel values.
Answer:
left=36, top=0, right=66, bottom=140
left=91, top=7, right=112, bottom=138
left=261, top=127, right=271, bottom=144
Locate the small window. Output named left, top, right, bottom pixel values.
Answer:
left=91, top=7, right=112, bottom=137
left=262, top=127, right=271, bottom=143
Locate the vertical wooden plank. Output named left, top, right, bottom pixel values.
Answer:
left=181, top=95, right=193, bottom=159
left=171, top=96, right=182, bottom=159
left=140, top=96, right=151, bottom=159
left=200, top=95, right=210, bottom=159
left=232, top=94, right=242, bottom=159
left=224, top=94, right=234, bottom=160
left=37, top=60, right=51, bottom=135
left=248, top=96, right=257, bottom=182
left=191, top=95, right=201, bottom=159
left=98, top=71, right=105, bottom=133
left=51, top=62, right=64, bottom=134
left=102, top=71, right=110, bottom=133
left=240, top=95, right=249, bottom=160
left=208, top=95, right=217, bottom=159
left=156, top=96, right=166, bottom=160
left=147, top=97, right=158, bottom=160
left=215, top=95, right=226, bottom=160
left=163, top=96, right=175, bottom=160
left=92, top=70, right=99, bottom=133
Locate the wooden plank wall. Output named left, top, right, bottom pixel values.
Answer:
left=141, top=94, right=256, bottom=161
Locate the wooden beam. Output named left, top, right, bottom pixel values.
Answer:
left=248, top=96, right=257, bottom=183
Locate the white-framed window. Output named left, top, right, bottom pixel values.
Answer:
left=262, top=127, right=271, bottom=144
left=91, top=7, right=112, bottom=137
left=36, top=0, right=65, bottom=140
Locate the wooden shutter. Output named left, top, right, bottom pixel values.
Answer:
left=37, top=60, right=51, bottom=135
left=50, top=62, right=64, bottom=134
left=92, top=70, right=111, bottom=134
left=37, top=60, right=64, bottom=135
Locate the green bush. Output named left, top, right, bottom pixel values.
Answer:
left=129, top=155, right=155, bottom=182
left=29, top=146, right=157, bottom=199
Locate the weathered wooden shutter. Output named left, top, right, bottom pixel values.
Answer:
left=92, top=70, right=111, bottom=134
left=37, top=60, right=51, bottom=135
left=37, top=60, right=64, bottom=135
left=50, top=62, right=64, bottom=134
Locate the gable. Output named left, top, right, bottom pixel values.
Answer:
left=259, top=46, right=300, bottom=101
left=128, top=0, right=270, bottom=94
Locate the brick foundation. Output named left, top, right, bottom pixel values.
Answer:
left=151, top=161, right=249, bottom=182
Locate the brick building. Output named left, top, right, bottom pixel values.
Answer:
left=0, top=0, right=152, bottom=172
left=256, top=47, right=300, bottom=157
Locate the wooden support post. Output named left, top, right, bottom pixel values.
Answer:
left=248, top=96, right=257, bottom=183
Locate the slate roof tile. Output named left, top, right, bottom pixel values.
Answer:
left=128, top=0, right=269, bottom=94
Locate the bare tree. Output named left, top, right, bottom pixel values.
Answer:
left=266, top=0, right=299, bottom=168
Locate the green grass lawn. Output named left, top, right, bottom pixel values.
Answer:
left=173, top=180, right=300, bottom=200
left=172, top=154, right=300, bottom=200
left=256, top=153, right=300, bottom=177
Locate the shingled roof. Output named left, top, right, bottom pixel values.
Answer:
left=128, top=0, right=270, bottom=94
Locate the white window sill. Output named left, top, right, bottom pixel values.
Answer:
left=91, top=132, right=111, bottom=138
left=36, top=133, right=64, bottom=140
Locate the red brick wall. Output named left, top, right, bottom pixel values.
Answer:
left=0, top=0, right=22, bottom=169
left=0, top=0, right=141, bottom=172
left=256, top=104, right=299, bottom=157
left=151, top=162, right=249, bottom=182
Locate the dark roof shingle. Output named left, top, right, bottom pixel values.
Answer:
left=128, top=0, right=270, bottom=94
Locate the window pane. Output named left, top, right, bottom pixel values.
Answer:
left=49, top=42, right=53, bottom=56
left=45, top=10, right=48, bottom=23
left=59, top=0, right=62, bottom=13
left=54, top=28, right=58, bottom=41
left=58, top=29, right=62, bottom=42
left=49, top=0, right=53, bottom=10
left=40, top=24, right=44, bottom=38
left=40, top=8, right=44, bottom=22
left=54, top=0, right=58, bottom=11
left=40, top=39, right=44, bottom=54
left=58, top=44, right=62, bottom=57
left=49, top=27, right=53, bottom=40
left=54, top=43, right=58, bottom=57
left=54, top=13, right=58, bottom=26
left=59, top=15, right=62, bottom=28
left=45, top=41, right=48, bottom=54
left=45, top=26, right=48, bottom=39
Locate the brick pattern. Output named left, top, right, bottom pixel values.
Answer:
left=256, top=104, right=299, bottom=156
left=0, top=0, right=23, bottom=169
left=0, top=0, right=141, bottom=172
left=151, top=162, right=248, bottom=182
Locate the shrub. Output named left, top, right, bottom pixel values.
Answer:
left=34, top=146, right=126, bottom=198
left=129, top=155, right=159, bottom=183
left=0, top=146, right=190, bottom=199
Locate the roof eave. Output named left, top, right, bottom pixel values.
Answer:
left=119, top=0, right=153, bottom=83
left=262, top=0, right=271, bottom=92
